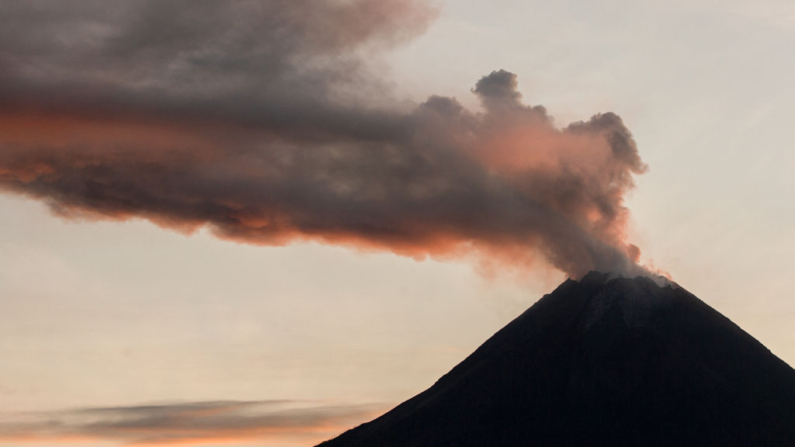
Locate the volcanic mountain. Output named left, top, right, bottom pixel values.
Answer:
left=319, top=272, right=795, bottom=446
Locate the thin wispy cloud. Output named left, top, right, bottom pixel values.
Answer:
left=0, top=400, right=382, bottom=446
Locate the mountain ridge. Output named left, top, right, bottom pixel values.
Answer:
left=319, top=272, right=795, bottom=446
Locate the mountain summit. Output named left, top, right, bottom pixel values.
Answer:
left=319, top=272, right=795, bottom=446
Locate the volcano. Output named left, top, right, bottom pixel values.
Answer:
left=319, top=272, right=795, bottom=446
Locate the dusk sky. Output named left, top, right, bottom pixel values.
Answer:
left=1, top=1, right=794, bottom=446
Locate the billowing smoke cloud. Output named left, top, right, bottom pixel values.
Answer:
left=0, top=0, right=649, bottom=278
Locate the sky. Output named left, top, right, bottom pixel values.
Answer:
left=1, top=0, right=794, bottom=446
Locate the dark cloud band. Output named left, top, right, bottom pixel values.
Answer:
left=0, top=400, right=381, bottom=445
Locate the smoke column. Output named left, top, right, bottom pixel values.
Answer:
left=0, top=0, right=651, bottom=278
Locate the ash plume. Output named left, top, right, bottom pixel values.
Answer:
left=0, top=0, right=650, bottom=278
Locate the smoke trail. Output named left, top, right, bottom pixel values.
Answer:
left=0, top=0, right=649, bottom=278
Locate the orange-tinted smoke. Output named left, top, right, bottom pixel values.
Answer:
left=0, top=1, right=651, bottom=279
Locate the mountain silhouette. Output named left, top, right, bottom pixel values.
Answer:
left=319, top=272, right=795, bottom=446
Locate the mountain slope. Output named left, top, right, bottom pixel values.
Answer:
left=319, top=272, right=795, bottom=447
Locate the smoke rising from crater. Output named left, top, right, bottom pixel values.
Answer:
left=0, top=0, right=650, bottom=278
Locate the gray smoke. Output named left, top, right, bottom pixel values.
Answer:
left=0, top=0, right=650, bottom=278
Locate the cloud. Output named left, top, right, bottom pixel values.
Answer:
left=0, top=1, right=651, bottom=278
left=0, top=400, right=382, bottom=446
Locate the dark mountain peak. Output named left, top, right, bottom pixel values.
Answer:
left=320, top=275, right=795, bottom=447
left=573, top=272, right=676, bottom=328
left=576, top=269, right=676, bottom=287
left=578, top=269, right=614, bottom=283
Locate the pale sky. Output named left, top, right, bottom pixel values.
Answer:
left=1, top=1, right=794, bottom=446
